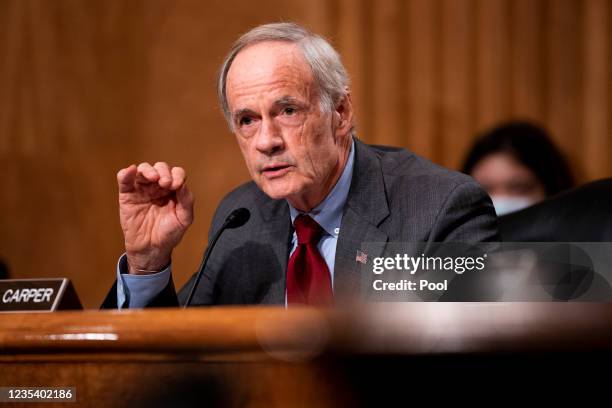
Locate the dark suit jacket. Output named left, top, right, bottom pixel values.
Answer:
left=499, top=178, right=612, bottom=242
left=102, top=138, right=498, bottom=308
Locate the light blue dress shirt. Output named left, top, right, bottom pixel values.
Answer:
left=117, top=141, right=355, bottom=308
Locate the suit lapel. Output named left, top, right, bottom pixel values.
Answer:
left=334, top=139, right=390, bottom=301
left=255, top=192, right=292, bottom=304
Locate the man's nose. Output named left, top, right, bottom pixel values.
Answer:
left=255, top=117, right=284, bottom=155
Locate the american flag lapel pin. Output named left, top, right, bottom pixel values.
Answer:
left=356, top=250, right=368, bottom=264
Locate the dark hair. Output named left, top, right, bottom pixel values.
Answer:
left=462, top=121, right=574, bottom=196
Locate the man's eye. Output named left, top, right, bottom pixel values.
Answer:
left=283, top=107, right=296, bottom=116
left=239, top=117, right=253, bottom=126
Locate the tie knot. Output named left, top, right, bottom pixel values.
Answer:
left=294, top=215, right=324, bottom=244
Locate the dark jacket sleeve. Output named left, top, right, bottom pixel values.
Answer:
left=100, top=280, right=119, bottom=309
left=429, top=181, right=500, bottom=242
left=427, top=181, right=501, bottom=301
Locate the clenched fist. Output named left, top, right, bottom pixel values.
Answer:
left=117, top=162, right=194, bottom=275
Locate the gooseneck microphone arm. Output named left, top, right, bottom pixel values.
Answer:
left=184, top=208, right=250, bottom=307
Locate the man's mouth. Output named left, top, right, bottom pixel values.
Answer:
left=262, top=164, right=292, bottom=179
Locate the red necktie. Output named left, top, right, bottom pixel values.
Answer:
left=286, top=214, right=333, bottom=306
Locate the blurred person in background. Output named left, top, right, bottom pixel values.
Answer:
left=462, top=121, right=574, bottom=216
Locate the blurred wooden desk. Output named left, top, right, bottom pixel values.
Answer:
left=1, top=304, right=612, bottom=407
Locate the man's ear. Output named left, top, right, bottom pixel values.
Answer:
left=333, top=91, right=354, bottom=138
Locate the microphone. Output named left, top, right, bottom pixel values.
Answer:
left=223, top=207, right=251, bottom=229
left=184, top=208, right=250, bottom=307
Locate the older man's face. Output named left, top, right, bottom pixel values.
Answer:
left=225, top=41, right=351, bottom=211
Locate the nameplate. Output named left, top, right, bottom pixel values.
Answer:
left=0, top=279, right=82, bottom=312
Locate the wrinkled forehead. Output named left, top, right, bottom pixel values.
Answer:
left=225, top=41, right=317, bottom=106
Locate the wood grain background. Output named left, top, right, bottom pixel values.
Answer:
left=1, top=0, right=610, bottom=307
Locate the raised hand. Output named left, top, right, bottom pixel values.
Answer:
left=117, top=162, right=194, bottom=274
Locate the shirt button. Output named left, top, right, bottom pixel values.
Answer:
left=334, top=228, right=340, bottom=235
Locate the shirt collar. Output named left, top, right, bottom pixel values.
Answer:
left=288, top=140, right=355, bottom=238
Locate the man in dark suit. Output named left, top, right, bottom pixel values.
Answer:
left=103, top=22, right=498, bottom=309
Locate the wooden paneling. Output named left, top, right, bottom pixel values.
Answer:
left=546, top=0, right=584, bottom=173
left=511, top=0, right=545, bottom=121
left=440, top=0, right=476, bottom=169
left=583, top=0, right=610, bottom=181
left=405, top=0, right=439, bottom=158
left=476, top=0, right=512, bottom=129
left=1, top=0, right=610, bottom=306
left=371, top=0, right=403, bottom=147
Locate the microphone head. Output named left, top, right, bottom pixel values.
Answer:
left=225, top=208, right=250, bottom=229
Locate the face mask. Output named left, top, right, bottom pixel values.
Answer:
left=491, top=195, right=534, bottom=216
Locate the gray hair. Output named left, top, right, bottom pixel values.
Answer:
left=218, top=22, right=350, bottom=128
